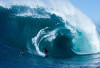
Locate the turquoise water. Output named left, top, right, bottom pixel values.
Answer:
left=0, top=0, right=100, bottom=68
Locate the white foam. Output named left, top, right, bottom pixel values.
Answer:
left=32, top=27, right=48, bottom=57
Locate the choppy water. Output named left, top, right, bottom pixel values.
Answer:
left=0, top=0, right=100, bottom=68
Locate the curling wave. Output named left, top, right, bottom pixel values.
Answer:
left=0, top=0, right=100, bottom=58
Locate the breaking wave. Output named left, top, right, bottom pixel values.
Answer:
left=0, top=0, right=100, bottom=58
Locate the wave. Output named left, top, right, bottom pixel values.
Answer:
left=0, top=0, right=100, bottom=58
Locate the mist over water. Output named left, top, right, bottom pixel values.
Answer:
left=0, top=0, right=100, bottom=68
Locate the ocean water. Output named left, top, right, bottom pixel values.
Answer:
left=0, top=0, right=100, bottom=68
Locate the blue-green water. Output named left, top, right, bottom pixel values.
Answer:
left=0, top=0, right=100, bottom=68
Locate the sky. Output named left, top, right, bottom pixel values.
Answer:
left=70, top=0, right=100, bottom=23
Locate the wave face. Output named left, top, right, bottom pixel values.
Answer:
left=0, top=0, right=100, bottom=58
